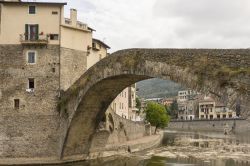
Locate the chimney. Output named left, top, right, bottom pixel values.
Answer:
left=70, top=8, right=77, bottom=26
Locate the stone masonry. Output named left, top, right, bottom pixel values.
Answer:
left=0, top=44, right=88, bottom=160
left=60, top=49, right=250, bottom=159
left=0, top=47, right=250, bottom=162
left=0, top=45, right=61, bottom=158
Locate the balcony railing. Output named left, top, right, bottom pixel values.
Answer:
left=20, top=34, right=49, bottom=45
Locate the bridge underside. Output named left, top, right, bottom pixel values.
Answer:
left=59, top=49, right=250, bottom=159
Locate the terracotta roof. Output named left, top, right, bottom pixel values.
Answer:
left=0, top=1, right=67, bottom=6
left=93, top=38, right=111, bottom=49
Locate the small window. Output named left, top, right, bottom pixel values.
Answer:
left=52, top=11, right=58, bottom=15
left=50, top=34, right=59, bottom=40
left=29, top=6, right=36, bottom=14
left=28, top=78, right=35, bottom=89
left=52, top=68, right=56, bottom=73
left=27, top=51, right=36, bottom=64
left=14, top=99, right=20, bottom=109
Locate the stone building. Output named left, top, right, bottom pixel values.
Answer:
left=0, top=0, right=112, bottom=157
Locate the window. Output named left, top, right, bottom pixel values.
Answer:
left=14, top=99, right=20, bottom=109
left=25, top=24, right=39, bottom=40
left=217, top=114, right=220, bottom=119
left=29, top=6, right=36, bottom=14
left=27, top=51, right=36, bottom=64
left=52, top=11, right=58, bottom=15
left=52, top=68, right=56, bottom=73
left=28, top=78, right=35, bottom=89
left=50, top=34, right=59, bottom=40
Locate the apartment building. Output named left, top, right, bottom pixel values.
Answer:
left=198, top=96, right=216, bottom=119
left=109, top=84, right=139, bottom=121
left=177, top=89, right=198, bottom=120
left=199, top=96, right=237, bottom=120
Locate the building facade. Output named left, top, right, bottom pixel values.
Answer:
left=0, top=0, right=113, bottom=158
left=177, top=89, right=198, bottom=120
left=198, top=96, right=216, bottom=119
left=109, top=84, right=140, bottom=121
left=199, top=96, right=237, bottom=120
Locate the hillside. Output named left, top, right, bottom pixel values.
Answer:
left=136, top=78, right=184, bottom=99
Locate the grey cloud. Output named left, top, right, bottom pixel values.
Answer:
left=153, top=0, right=250, bottom=23
left=151, top=0, right=250, bottom=48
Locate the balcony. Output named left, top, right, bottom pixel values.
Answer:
left=20, top=34, right=48, bottom=46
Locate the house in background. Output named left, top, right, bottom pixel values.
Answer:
left=198, top=96, right=237, bottom=120
left=177, top=89, right=198, bottom=120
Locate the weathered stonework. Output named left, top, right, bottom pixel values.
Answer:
left=1, top=47, right=250, bottom=163
left=0, top=45, right=61, bottom=158
left=168, top=119, right=250, bottom=133
left=60, top=49, right=250, bottom=159
left=60, top=48, right=87, bottom=91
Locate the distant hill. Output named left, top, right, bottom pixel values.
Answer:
left=136, top=78, right=184, bottom=99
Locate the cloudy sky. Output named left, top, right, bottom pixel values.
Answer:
left=44, top=0, right=250, bottom=52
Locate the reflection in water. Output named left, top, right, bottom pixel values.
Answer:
left=46, top=130, right=250, bottom=166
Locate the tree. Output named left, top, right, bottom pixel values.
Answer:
left=145, top=102, right=170, bottom=134
left=136, top=97, right=141, bottom=112
left=169, top=99, right=178, bottom=119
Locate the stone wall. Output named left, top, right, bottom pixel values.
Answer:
left=168, top=119, right=250, bottom=133
left=90, top=109, right=148, bottom=151
left=107, top=110, right=147, bottom=143
left=60, top=47, right=87, bottom=91
left=0, top=45, right=61, bottom=158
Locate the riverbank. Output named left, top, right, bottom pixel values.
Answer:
left=88, top=131, right=163, bottom=160
left=0, top=132, right=163, bottom=166
left=141, top=130, right=250, bottom=165
left=168, top=118, right=250, bottom=133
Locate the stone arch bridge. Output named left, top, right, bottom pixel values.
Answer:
left=59, top=49, right=250, bottom=159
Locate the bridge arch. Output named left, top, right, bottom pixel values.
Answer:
left=59, top=49, right=250, bottom=159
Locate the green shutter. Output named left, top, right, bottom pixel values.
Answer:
left=25, top=24, right=28, bottom=40
left=35, top=24, right=39, bottom=40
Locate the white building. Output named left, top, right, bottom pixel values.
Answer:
left=198, top=96, right=237, bottom=120
left=177, top=89, right=198, bottom=120
left=110, top=84, right=140, bottom=121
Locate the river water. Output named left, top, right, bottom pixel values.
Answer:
left=50, top=130, right=250, bottom=166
